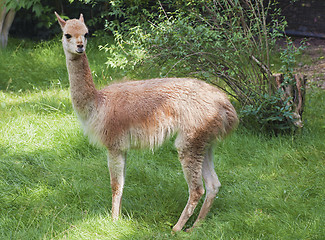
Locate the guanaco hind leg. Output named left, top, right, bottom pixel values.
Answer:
left=190, top=146, right=221, bottom=231
left=172, top=149, right=205, bottom=232
left=172, top=145, right=221, bottom=232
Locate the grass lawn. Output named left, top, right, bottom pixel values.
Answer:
left=0, top=38, right=324, bottom=239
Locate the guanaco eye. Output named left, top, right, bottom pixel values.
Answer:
left=84, top=33, right=89, bottom=38
left=65, top=34, right=72, bottom=39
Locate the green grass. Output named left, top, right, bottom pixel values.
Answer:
left=0, top=37, right=324, bottom=239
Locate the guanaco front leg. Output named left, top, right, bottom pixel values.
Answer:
left=108, top=151, right=126, bottom=220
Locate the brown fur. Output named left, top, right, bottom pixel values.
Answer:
left=55, top=12, right=238, bottom=232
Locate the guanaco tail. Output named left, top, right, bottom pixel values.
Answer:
left=55, top=12, right=238, bottom=232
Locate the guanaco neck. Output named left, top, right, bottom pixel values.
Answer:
left=65, top=51, right=99, bottom=121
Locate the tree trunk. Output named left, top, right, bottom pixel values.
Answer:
left=0, top=3, right=16, bottom=48
left=272, top=73, right=307, bottom=128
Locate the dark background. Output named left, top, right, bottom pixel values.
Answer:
left=8, top=0, right=325, bottom=40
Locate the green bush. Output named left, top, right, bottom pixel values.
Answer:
left=240, top=92, right=295, bottom=132
left=240, top=38, right=306, bottom=132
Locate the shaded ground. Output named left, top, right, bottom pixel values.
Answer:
left=295, top=38, right=325, bottom=89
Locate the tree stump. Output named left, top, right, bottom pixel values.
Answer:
left=272, top=73, right=307, bottom=128
left=0, top=5, right=16, bottom=48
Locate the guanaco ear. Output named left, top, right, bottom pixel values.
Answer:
left=55, top=11, right=66, bottom=30
left=79, top=13, right=84, bottom=23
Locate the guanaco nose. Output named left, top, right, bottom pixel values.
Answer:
left=76, top=35, right=84, bottom=48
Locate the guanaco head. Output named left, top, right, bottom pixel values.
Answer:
left=55, top=12, right=89, bottom=55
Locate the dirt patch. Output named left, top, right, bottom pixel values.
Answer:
left=292, top=38, right=325, bottom=89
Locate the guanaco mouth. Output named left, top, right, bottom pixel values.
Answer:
left=76, top=48, right=85, bottom=54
